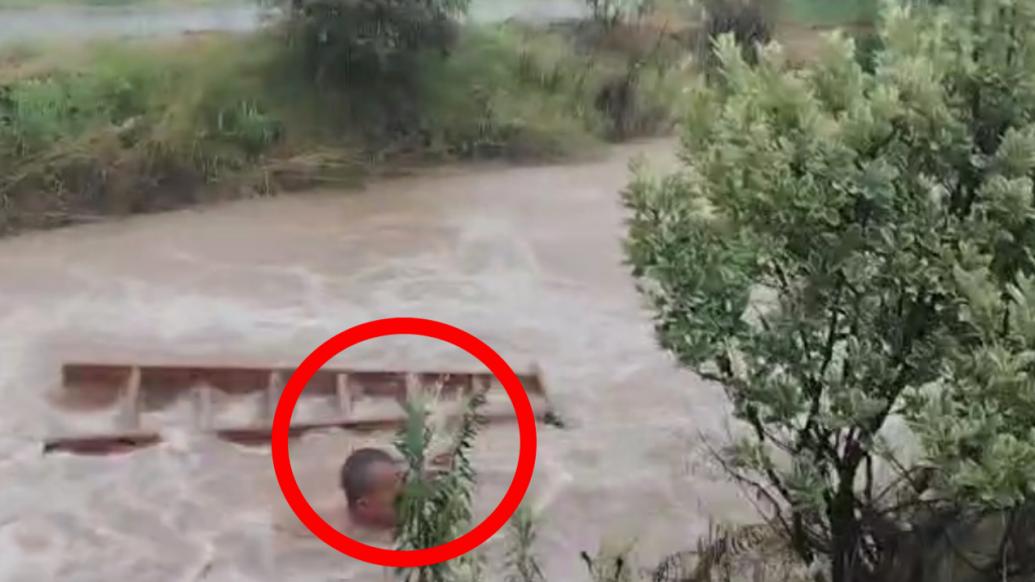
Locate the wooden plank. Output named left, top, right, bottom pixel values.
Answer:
left=404, top=372, right=421, bottom=399
left=43, top=432, right=161, bottom=456
left=213, top=409, right=542, bottom=445
left=63, top=364, right=543, bottom=391
left=63, top=363, right=133, bottom=388
left=120, top=366, right=141, bottom=430
left=336, top=373, right=352, bottom=418
left=265, top=371, right=283, bottom=420
left=195, top=383, right=213, bottom=430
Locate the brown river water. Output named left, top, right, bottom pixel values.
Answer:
left=0, top=141, right=751, bottom=581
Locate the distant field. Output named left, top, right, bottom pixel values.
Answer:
left=783, top=0, right=879, bottom=26
left=0, top=0, right=232, bottom=8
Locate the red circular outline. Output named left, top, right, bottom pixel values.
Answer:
left=271, top=318, right=538, bottom=567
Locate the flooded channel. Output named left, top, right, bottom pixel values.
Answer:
left=0, top=141, right=748, bottom=581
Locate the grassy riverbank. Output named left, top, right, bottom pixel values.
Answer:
left=0, top=15, right=692, bottom=233
left=0, top=0, right=874, bottom=235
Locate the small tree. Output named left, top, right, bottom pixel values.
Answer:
left=283, top=0, right=470, bottom=86
left=624, top=1, right=1035, bottom=581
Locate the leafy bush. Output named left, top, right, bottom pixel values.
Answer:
left=585, top=0, right=653, bottom=29
left=206, top=100, right=281, bottom=157
left=283, top=0, right=470, bottom=86
left=697, top=0, right=776, bottom=65
left=851, top=29, right=882, bottom=72
left=625, top=0, right=1035, bottom=580
left=413, top=27, right=605, bottom=160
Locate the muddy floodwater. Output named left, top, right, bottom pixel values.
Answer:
left=0, top=141, right=749, bottom=581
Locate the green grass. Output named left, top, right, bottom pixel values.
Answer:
left=782, top=0, right=878, bottom=26
left=416, top=27, right=604, bottom=160
left=0, top=35, right=287, bottom=226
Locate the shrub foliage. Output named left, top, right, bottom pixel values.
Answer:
left=625, top=1, right=1035, bottom=580
left=283, top=0, right=470, bottom=85
left=394, top=380, right=485, bottom=582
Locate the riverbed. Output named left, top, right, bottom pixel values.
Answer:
left=0, top=141, right=749, bottom=581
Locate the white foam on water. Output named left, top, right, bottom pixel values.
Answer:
left=291, top=394, right=340, bottom=424
left=0, top=140, right=745, bottom=581
left=210, top=391, right=267, bottom=429
left=349, top=396, right=406, bottom=423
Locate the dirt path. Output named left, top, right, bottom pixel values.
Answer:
left=0, top=140, right=748, bottom=581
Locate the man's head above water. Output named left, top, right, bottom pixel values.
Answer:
left=340, top=448, right=403, bottom=530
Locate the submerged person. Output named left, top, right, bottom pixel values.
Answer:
left=340, top=447, right=405, bottom=531
left=274, top=447, right=403, bottom=546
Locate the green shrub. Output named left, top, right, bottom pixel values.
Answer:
left=585, top=0, right=653, bottom=29
left=414, top=27, right=604, bottom=160
left=851, top=28, right=882, bottom=72
left=697, top=0, right=777, bottom=65
left=625, top=0, right=1035, bottom=580
left=394, top=383, right=485, bottom=582
left=283, top=0, right=470, bottom=86
left=212, top=101, right=280, bottom=156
